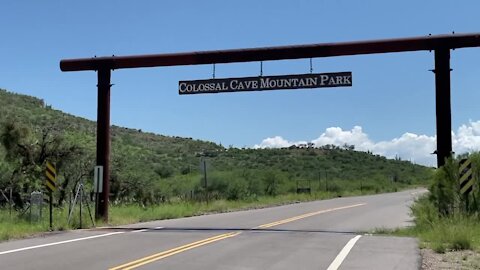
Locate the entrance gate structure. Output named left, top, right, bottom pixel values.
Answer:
left=60, top=33, right=480, bottom=221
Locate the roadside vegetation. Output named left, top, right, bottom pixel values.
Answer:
left=391, top=153, right=480, bottom=254
left=0, top=88, right=432, bottom=241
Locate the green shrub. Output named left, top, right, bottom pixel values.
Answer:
left=226, top=179, right=248, bottom=200
left=410, top=196, right=439, bottom=229
left=450, top=234, right=472, bottom=251
left=263, top=171, right=279, bottom=196
left=246, top=177, right=265, bottom=197
left=326, top=181, right=342, bottom=193
left=155, top=165, right=174, bottom=178
left=432, top=242, right=446, bottom=253
left=408, top=195, right=479, bottom=252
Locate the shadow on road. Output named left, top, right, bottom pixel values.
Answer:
left=93, top=226, right=360, bottom=235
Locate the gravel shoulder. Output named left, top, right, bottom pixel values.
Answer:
left=422, top=249, right=480, bottom=270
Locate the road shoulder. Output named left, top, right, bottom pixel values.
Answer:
left=421, top=249, right=480, bottom=270
left=339, top=235, right=421, bottom=270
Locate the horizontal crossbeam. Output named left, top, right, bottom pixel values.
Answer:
left=60, top=33, right=480, bottom=72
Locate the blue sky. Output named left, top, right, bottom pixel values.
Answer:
left=1, top=1, right=480, bottom=166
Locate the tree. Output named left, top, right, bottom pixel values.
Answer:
left=56, top=144, right=94, bottom=207
left=1, top=120, right=35, bottom=208
left=0, top=120, right=92, bottom=207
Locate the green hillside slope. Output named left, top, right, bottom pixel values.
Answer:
left=0, top=88, right=432, bottom=207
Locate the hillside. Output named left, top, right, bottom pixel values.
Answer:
left=0, top=88, right=433, bottom=206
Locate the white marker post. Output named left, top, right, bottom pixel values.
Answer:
left=94, top=166, right=103, bottom=219
left=94, top=166, right=104, bottom=193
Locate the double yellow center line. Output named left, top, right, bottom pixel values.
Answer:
left=255, top=203, right=365, bottom=229
left=110, top=203, right=366, bottom=269
left=110, top=232, right=240, bottom=270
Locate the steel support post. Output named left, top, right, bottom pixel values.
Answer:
left=96, top=68, right=111, bottom=221
left=434, top=49, right=452, bottom=167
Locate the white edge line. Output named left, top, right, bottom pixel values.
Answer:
left=326, top=235, right=362, bottom=270
left=0, top=231, right=125, bottom=256
left=131, top=229, right=148, bottom=233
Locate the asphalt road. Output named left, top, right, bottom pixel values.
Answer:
left=0, top=189, right=426, bottom=270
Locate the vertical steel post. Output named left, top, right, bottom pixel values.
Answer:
left=203, top=160, right=208, bottom=188
left=325, top=169, right=328, bottom=192
left=434, top=49, right=453, bottom=167
left=79, top=186, right=83, bottom=228
left=49, top=191, right=53, bottom=230
left=203, top=159, right=208, bottom=204
left=318, top=171, right=321, bottom=191
left=96, top=68, right=111, bottom=222
left=9, top=187, right=12, bottom=217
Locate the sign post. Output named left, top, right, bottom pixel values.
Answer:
left=45, top=161, right=57, bottom=230
left=202, top=160, right=207, bottom=189
left=200, top=158, right=209, bottom=203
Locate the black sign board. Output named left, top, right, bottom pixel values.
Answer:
left=179, top=72, right=352, bottom=95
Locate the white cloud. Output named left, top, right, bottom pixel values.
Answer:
left=311, top=126, right=373, bottom=150
left=369, top=133, right=436, bottom=166
left=254, top=136, right=291, bottom=148
left=254, top=120, right=480, bottom=167
left=454, top=121, right=480, bottom=154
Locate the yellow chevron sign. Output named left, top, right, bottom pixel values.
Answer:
left=45, top=161, right=57, bottom=192
left=459, top=158, right=474, bottom=195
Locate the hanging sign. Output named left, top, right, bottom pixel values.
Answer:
left=179, top=72, right=352, bottom=95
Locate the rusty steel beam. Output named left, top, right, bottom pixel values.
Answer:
left=96, top=68, right=111, bottom=222
left=434, top=49, right=452, bottom=167
left=60, top=33, right=480, bottom=72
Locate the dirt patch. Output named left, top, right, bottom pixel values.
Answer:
left=422, top=249, right=480, bottom=270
